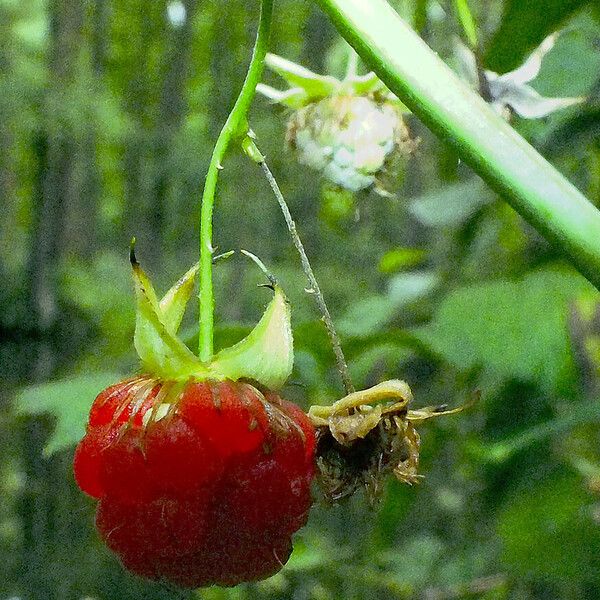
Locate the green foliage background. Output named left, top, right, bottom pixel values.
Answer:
left=1, top=0, right=600, bottom=598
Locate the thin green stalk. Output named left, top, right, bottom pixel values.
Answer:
left=242, top=134, right=355, bottom=394
left=314, top=0, right=600, bottom=291
left=454, top=0, right=478, bottom=48
left=198, top=0, right=273, bottom=361
left=259, top=154, right=355, bottom=395
left=413, top=0, right=428, bottom=34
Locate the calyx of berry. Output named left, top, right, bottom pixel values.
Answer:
left=257, top=53, right=393, bottom=108
left=309, top=380, right=472, bottom=504
left=132, top=252, right=293, bottom=389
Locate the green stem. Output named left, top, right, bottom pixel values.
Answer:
left=198, top=0, right=273, bottom=361
left=314, top=0, right=600, bottom=291
left=258, top=151, right=355, bottom=395
left=454, top=0, right=478, bottom=48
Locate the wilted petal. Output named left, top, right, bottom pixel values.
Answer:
left=498, top=34, right=557, bottom=86
left=488, top=76, right=584, bottom=119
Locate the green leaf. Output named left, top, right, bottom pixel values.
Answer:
left=454, top=0, right=478, bottom=48
left=498, top=473, right=600, bottom=581
left=533, top=16, right=600, bottom=100
left=338, top=296, right=396, bottom=338
left=485, top=0, right=592, bottom=73
left=319, top=185, right=356, bottom=224
left=414, top=268, right=596, bottom=393
left=338, top=271, right=438, bottom=337
left=380, top=534, right=445, bottom=587
left=349, top=342, right=414, bottom=386
left=284, top=535, right=334, bottom=572
left=378, top=247, right=427, bottom=273
left=387, top=271, right=440, bottom=305
left=14, top=372, right=121, bottom=456
left=472, top=399, right=600, bottom=464
left=408, top=179, right=493, bottom=228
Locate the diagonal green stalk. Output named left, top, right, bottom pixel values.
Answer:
left=314, top=0, right=600, bottom=291
left=454, top=0, right=478, bottom=48
left=243, top=135, right=355, bottom=395
left=259, top=153, right=355, bottom=395
left=198, top=0, right=273, bottom=361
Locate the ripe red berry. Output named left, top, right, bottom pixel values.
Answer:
left=73, top=377, right=315, bottom=588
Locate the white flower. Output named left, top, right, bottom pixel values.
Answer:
left=455, top=34, right=585, bottom=119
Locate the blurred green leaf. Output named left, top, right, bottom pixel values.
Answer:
left=380, top=533, right=444, bottom=588
left=533, top=16, right=600, bottom=99
left=285, top=535, right=335, bottom=572
left=414, top=268, right=596, bottom=393
left=338, top=295, right=398, bottom=338
left=14, top=372, right=121, bottom=455
left=472, top=399, right=600, bottom=463
left=378, top=247, right=427, bottom=273
left=498, top=472, right=600, bottom=581
left=338, top=271, right=438, bottom=337
left=409, top=179, right=493, bottom=228
left=388, top=271, right=439, bottom=304
left=485, top=0, right=593, bottom=72
left=319, top=185, right=356, bottom=225
left=454, top=0, right=478, bottom=48
left=60, top=253, right=134, bottom=356
left=348, top=342, right=414, bottom=386
left=293, top=321, right=337, bottom=370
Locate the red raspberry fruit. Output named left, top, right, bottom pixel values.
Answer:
left=73, top=376, right=315, bottom=588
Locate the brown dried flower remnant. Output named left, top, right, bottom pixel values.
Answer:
left=309, top=380, right=469, bottom=504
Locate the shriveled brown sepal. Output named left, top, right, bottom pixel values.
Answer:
left=309, top=380, right=473, bottom=504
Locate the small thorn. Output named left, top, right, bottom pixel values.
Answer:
left=129, top=237, right=138, bottom=265
left=217, top=163, right=224, bottom=170
left=304, top=287, right=315, bottom=294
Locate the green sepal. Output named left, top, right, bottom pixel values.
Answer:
left=260, top=53, right=416, bottom=112
left=347, top=71, right=384, bottom=96
left=210, top=284, right=293, bottom=389
left=132, top=260, right=209, bottom=379
left=256, top=83, right=310, bottom=109
left=132, top=257, right=294, bottom=389
left=159, top=262, right=199, bottom=332
left=265, top=53, right=340, bottom=100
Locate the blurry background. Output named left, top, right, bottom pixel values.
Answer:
left=1, top=0, right=600, bottom=598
